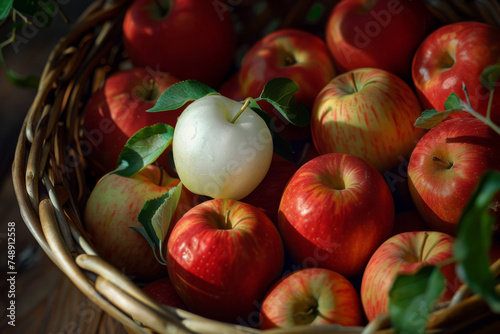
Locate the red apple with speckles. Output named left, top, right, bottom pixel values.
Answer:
left=361, top=231, right=460, bottom=321
left=166, top=199, right=284, bottom=322
left=242, top=154, right=298, bottom=225
left=311, top=67, right=425, bottom=172
left=408, top=117, right=500, bottom=235
left=83, top=67, right=181, bottom=177
left=143, top=277, right=187, bottom=310
left=83, top=165, right=199, bottom=281
left=260, top=268, right=363, bottom=329
left=240, top=28, right=336, bottom=111
left=123, top=0, right=236, bottom=87
left=278, top=153, right=394, bottom=278
left=326, top=0, right=434, bottom=79
left=412, top=21, right=500, bottom=124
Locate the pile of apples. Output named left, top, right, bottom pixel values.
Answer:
left=81, top=0, right=500, bottom=330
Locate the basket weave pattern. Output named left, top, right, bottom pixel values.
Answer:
left=11, top=0, right=500, bottom=333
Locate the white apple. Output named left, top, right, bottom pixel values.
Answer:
left=172, top=95, right=273, bottom=200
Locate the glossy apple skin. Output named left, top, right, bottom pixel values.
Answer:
left=412, top=21, right=500, bottom=124
left=240, top=28, right=336, bottom=110
left=242, top=154, right=298, bottom=225
left=260, top=268, right=363, bottom=329
left=83, top=68, right=181, bottom=177
left=311, top=68, right=425, bottom=172
left=361, top=231, right=460, bottom=321
left=326, top=0, right=434, bottom=79
left=166, top=199, right=284, bottom=322
left=123, top=0, right=236, bottom=88
left=83, top=165, right=199, bottom=281
left=408, top=118, right=500, bottom=235
left=278, top=153, right=394, bottom=278
left=142, top=277, right=187, bottom=310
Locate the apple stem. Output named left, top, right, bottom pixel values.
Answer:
left=225, top=209, right=231, bottom=229
left=432, top=156, right=453, bottom=169
left=419, top=232, right=429, bottom=262
left=349, top=72, right=358, bottom=93
left=145, top=78, right=156, bottom=101
left=230, top=99, right=250, bottom=124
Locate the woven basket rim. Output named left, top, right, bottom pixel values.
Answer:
left=11, top=0, right=500, bottom=333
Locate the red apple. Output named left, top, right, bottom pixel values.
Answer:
left=278, top=153, right=394, bottom=278
left=83, top=165, right=199, bottom=281
left=361, top=231, right=460, bottom=322
left=325, top=0, right=434, bottom=79
left=122, top=0, right=236, bottom=88
left=242, top=154, right=298, bottom=225
left=166, top=199, right=284, bottom=322
left=260, top=268, right=363, bottom=329
left=408, top=117, right=500, bottom=235
left=143, top=277, right=187, bottom=310
left=311, top=67, right=425, bottom=172
left=412, top=21, right=500, bottom=124
left=83, top=67, right=181, bottom=177
left=219, top=71, right=244, bottom=101
left=240, top=28, right=336, bottom=110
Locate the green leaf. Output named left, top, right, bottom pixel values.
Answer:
left=135, top=183, right=184, bottom=264
left=444, top=92, right=462, bottom=110
left=256, top=78, right=310, bottom=127
left=480, top=64, right=500, bottom=91
left=0, top=0, right=13, bottom=21
left=389, top=266, right=446, bottom=334
left=248, top=98, right=294, bottom=161
left=13, top=0, right=56, bottom=27
left=414, top=109, right=460, bottom=129
left=148, top=80, right=218, bottom=112
left=454, top=170, right=500, bottom=313
left=114, top=123, right=174, bottom=177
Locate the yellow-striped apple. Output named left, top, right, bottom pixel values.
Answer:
left=122, top=0, right=236, bottom=87
left=361, top=231, right=460, bottom=321
left=166, top=199, right=284, bottom=322
left=311, top=67, right=425, bottom=172
left=408, top=117, right=500, bottom=235
left=278, top=153, right=394, bottom=278
left=83, top=165, right=199, bottom=281
left=172, top=95, right=273, bottom=200
left=412, top=21, right=500, bottom=124
left=260, top=267, right=363, bottom=329
left=325, top=0, right=434, bottom=79
left=240, top=28, right=336, bottom=111
left=83, top=67, right=181, bottom=177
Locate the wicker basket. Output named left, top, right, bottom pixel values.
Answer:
left=11, top=0, right=500, bottom=333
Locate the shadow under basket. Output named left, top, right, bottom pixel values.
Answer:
left=12, top=0, right=500, bottom=333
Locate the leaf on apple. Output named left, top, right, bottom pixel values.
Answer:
left=248, top=97, right=294, bottom=161
left=114, top=123, right=174, bottom=177
left=147, top=79, right=218, bottom=112
left=414, top=109, right=460, bottom=129
left=454, top=170, right=500, bottom=313
left=0, top=0, right=13, bottom=21
left=389, top=265, right=446, bottom=334
left=480, top=64, right=500, bottom=91
left=132, top=182, right=183, bottom=265
left=255, top=77, right=310, bottom=127
left=443, top=92, right=462, bottom=111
